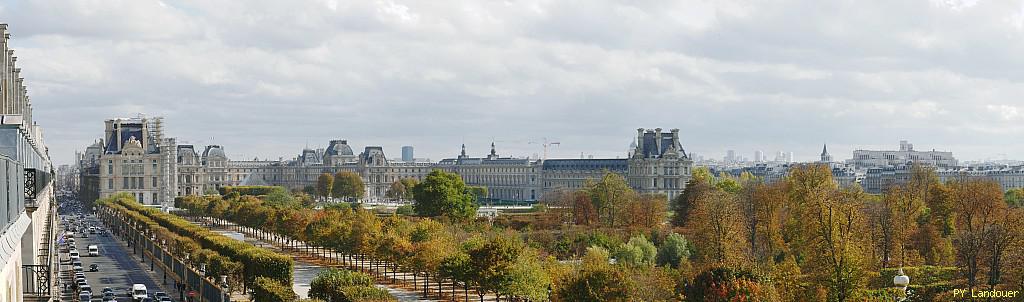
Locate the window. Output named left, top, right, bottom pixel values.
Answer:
left=123, top=178, right=129, bottom=189
left=153, top=177, right=157, bottom=187
left=107, top=164, right=113, bottom=174
left=108, top=179, right=113, bottom=190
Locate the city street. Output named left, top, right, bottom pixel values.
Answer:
left=58, top=215, right=177, bottom=302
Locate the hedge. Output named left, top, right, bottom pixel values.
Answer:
left=99, top=200, right=243, bottom=286
left=866, top=266, right=959, bottom=302
left=107, top=196, right=293, bottom=286
left=253, top=277, right=297, bottom=302
left=870, top=266, right=958, bottom=287
left=220, top=186, right=288, bottom=196
left=309, top=269, right=395, bottom=302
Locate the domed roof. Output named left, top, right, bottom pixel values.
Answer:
left=203, top=145, right=226, bottom=158
left=326, top=140, right=354, bottom=156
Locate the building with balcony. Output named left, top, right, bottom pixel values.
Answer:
left=0, top=23, right=57, bottom=302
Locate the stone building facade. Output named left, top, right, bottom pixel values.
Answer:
left=95, top=117, right=177, bottom=206
left=0, top=23, right=57, bottom=302
left=84, top=125, right=695, bottom=203
left=239, top=127, right=693, bottom=202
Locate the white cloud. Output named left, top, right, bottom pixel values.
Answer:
left=3, top=0, right=1024, bottom=164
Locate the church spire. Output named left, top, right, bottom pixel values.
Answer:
left=460, top=144, right=467, bottom=158
left=490, top=142, right=497, bottom=156
left=820, top=143, right=832, bottom=162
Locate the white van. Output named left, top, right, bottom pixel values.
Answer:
left=132, top=284, right=148, bottom=301
left=88, top=245, right=99, bottom=256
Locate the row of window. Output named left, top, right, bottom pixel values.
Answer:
left=107, top=177, right=157, bottom=190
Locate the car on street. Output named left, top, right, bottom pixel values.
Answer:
left=132, top=284, right=148, bottom=301
left=89, top=264, right=99, bottom=272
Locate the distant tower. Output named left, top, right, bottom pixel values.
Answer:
left=820, top=144, right=832, bottom=163
left=487, top=142, right=498, bottom=160
left=401, top=146, right=414, bottom=162
left=459, top=144, right=467, bottom=159
left=754, top=150, right=764, bottom=162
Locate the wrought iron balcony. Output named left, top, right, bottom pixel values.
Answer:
left=21, top=264, right=50, bottom=298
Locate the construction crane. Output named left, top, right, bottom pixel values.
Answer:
left=528, top=138, right=560, bottom=161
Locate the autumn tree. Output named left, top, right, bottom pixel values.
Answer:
left=738, top=181, right=786, bottom=264
left=671, top=177, right=711, bottom=227
left=621, top=193, right=668, bottom=229
left=468, top=234, right=550, bottom=301
left=587, top=172, right=635, bottom=227
left=806, top=186, right=869, bottom=302
left=556, top=247, right=630, bottom=302
left=945, top=176, right=1024, bottom=290
left=317, top=173, right=334, bottom=203
left=686, top=189, right=747, bottom=266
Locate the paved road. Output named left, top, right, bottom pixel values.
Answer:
left=58, top=215, right=177, bottom=302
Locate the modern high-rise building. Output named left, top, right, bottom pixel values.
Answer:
left=401, top=146, right=414, bottom=162
left=754, top=150, right=764, bottom=162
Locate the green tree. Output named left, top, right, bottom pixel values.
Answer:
left=332, top=171, right=365, bottom=202
left=412, top=170, right=478, bottom=221
left=612, top=235, right=657, bottom=267
left=400, top=178, right=419, bottom=200
left=1005, top=188, right=1024, bottom=207
left=317, top=173, right=334, bottom=203
left=385, top=180, right=407, bottom=201
left=468, top=235, right=533, bottom=301
left=655, top=232, right=690, bottom=268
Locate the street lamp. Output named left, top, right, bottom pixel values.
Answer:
left=220, top=275, right=229, bottom=302
left=199, top=264, right=207, bottom=302
left=893, top=267, right=910, bottom=302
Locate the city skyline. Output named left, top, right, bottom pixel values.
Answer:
left=4, top=1, right=1024, bottom=165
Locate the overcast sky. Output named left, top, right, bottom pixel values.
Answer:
left=3, top=0, right=1023, bottom=165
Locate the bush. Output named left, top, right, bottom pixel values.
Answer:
left=309, top=269, right=394, bottom=302
left=869, top=266, right=958, bottom=287
left=220, top=186, right=288, bottom=197
left=253, top=277, right=297, bottom=302
left=684, top=267, right=779, bottom=302
left=395, top=205, right=415, bottom=216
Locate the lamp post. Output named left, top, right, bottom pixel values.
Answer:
left=893, top=267, right=910, bottom=302
left=220, top=275, right=229, bottom=302
left=200, top=263, right=207, bottom=302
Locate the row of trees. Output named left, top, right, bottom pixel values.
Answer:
left=103, top=194, right=295, bottom=290
left=177, top=192, right=551, bottom=300
left=314, top=172, right=366, bottom=202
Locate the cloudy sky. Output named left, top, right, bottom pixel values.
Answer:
left=2, top=0, right=1023, bottom=165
